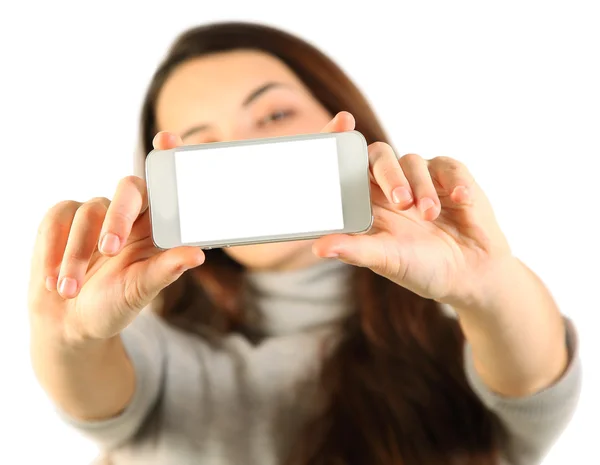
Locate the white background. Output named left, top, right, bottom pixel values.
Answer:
left=1, top=1, right=598, bottom=463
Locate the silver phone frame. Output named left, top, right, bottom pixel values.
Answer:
left=146, top=130, right=373, bottom=249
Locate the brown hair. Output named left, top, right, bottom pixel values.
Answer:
left=140, top=21, right=498, bottom=465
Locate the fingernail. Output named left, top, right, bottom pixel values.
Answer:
left=324, top=251, right=340, bottom=258
left=59, top=277, right=77, bottom=297
left=452, top=185, right=469, bottom=203
left=419, top=197, right=436, bottom=213
left=100, top=233, right=120, bottom=254
left=392, top=187, right=413, bottom=204
left=45, top=276, right=56, bottom=292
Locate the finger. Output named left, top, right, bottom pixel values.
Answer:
left=57, top=199, right=109, bottom=299
left=312, top=233, right=386, bottom=272
left=153, top=131, right=184, bottom=151
left=126, top=246, right=205, bottom=309
left=427, top=156, right=475, bottom=206
left=35, top=201, right=81, bottom=292
left=399, top=154, right=441, bottom=221
left=368, top=142, right=414, bottom=209
left=320, top=111, right=356, bottom=134
left=98, top=176, right=148, bottom=256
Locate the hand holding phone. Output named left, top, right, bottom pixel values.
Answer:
left=29, top=172, right=206, bottom=345
left=146, top=130, right=373, bottom=249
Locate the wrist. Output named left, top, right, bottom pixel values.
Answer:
left=440, top=254, right=523, bottom=314
left=30, top=313, right=118, bottom=359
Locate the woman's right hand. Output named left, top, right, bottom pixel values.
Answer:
left=28, top=132, right=205, bottom=346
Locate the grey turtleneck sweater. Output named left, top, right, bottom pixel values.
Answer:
left=58, top=259, right=581, bottom=464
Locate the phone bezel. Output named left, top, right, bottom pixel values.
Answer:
left=145, top=130, right=373, bottom=249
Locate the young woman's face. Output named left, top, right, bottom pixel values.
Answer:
left=155, top=49, right=333, bottom=270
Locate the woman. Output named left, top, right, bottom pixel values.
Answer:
left=28, top=22, right=581, bottom=465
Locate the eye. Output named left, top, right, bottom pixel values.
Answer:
left=259, top=109, right=295, bottom=127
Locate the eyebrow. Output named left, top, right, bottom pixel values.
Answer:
left=242, top=81, right=285, bottom=107
left=179, top=81, right=287, bottom=140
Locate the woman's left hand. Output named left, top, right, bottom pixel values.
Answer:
left=313, top=112, right=513, bottom=307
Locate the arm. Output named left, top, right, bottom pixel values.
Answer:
left=454, top=256, right=569, bottom=397
left=27, top=137, right=202, bottom=448
left=306, top=119, right=573, bottom=395
left=455, top=258, right=568, bottom=397
left=32, top=307, right=166, bottom=448
left=30, top=327, right=135, bottom=421
left=454, top=256, right=581, bottom=464
left=307, top=120, right=581, bottom=461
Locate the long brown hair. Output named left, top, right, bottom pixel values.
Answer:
left=139, top=22, right=498, bottom=465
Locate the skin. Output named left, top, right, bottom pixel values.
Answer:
left=28, top=49, right=568, bottom=423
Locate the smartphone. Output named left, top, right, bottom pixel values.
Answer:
left=145, top=130, right=373, bottom=249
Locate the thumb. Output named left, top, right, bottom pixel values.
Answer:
left=312, top=233, right=386, bottom=273
left=320, top=111, right=356, bottom=134
left=127, top=247, right=205, bottom=309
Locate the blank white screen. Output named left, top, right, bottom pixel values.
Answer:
left=174, top=137, right=344, bottom=244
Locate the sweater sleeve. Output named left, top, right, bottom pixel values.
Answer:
left=55, top=305, right=167, bottom=449
left=463, top=317, right=582, bottom=465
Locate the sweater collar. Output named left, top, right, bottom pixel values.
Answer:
left=243, top=258, right=354, bottom=337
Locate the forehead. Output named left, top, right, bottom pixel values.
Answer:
left=155, top=50, right=305, bottom=127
